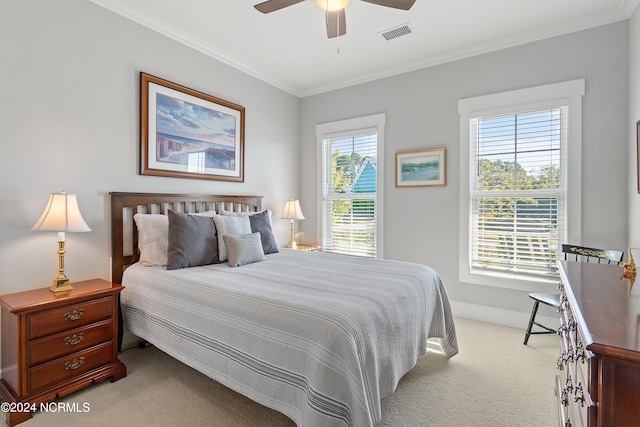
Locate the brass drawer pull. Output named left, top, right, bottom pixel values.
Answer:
left=64, top=333, right=85, bottom=346
left=64, top=357, right=85, bottom=370
left=560, top=386, right=569, bottom=406
left=63, top=309, right=85, bottom=321
left=565, top=374, right=573, bottom=392
left=573, top=384, right=585, bottom=406
left=574, top=341, right=586, bottom=362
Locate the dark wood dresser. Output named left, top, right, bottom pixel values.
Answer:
left=0, top=279, right=126, bottom=426
left=557, top=261, right=640, bottom=427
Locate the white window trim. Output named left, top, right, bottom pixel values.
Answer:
left=458, top=79, right=585, bottom=291
left=316, top=113, right=386, bottom=258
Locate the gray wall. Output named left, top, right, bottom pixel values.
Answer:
left=0, top=0, right=301, bottom=294
left=630, top=6, right=640, bottom=250
left=299, top=22, right=629, bottom=325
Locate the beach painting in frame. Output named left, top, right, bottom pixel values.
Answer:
left=396, top=148, right=446, bottom=187
left=140, top=72, right=244, bottom=182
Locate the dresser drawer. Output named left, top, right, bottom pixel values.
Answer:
left=27, top=319, right=113, bottom=366
left=27, top=297, right=113, bottom=340
left=27, top=341, right=114, bottom=393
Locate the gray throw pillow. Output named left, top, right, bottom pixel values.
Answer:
left=249, top=210, right=279, bottom=254
left=212, top=214, right=252, bottom=262
left=222, top=233, right=266, bottom=267
left=167, top=210, right=219, bottom=270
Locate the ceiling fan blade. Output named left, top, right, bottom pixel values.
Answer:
left=361, top=0, right=416, bottom=10
left=326, top=9, right=346, bottom=39
left=254, top=0, right=304, bottom=14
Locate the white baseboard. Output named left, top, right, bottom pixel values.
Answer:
left=450, top=300, right=558, bottom=331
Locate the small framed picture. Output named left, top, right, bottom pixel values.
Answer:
left=396, top=148, right=446, bottom=187
left=140, top=72, right=245, bottom=182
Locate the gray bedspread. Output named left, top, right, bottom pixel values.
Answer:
left=120, top=249, right=458, bottom=426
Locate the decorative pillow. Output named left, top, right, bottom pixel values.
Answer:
left=133, top=214, right=170, bottom=267
left=222, top=209, right=278, bottom=253
left=166, top=210, right=219, bottom=270
left=222, top=233, right=266, bottom=267
left=220, top=209, right=252, bottom=217
left=212, top=214, right=252, bottom=262
left=248, top=210, right=279, bottom=254
left=134, top=211, right=215, bottom=267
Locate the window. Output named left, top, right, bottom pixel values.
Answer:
left=459, top=80, right=584, bottom=289
left=317, top=114, right=385, bottom=258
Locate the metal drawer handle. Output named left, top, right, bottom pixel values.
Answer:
left=64, top=333, right=85, bottom=346
left=565, top=375, right=573, bottom=392
left=573, top=384, right=585, bottom=406
left=64, top=309, right=85, bottom=321
left=560, top=387, right=569, bottom=406
left=565, top=346, right=574, bottom=363
left=64, top=357, right=85, bottom=370
left=574, top=341, right=586, bottom=362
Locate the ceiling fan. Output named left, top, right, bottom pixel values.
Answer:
left=254, top=0, right=416, bottom=39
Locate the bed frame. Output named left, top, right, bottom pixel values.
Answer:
left=109, top=192, right=262, bottom=284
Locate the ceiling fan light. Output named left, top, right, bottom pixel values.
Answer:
left=316, top=0, right=350, bottom=12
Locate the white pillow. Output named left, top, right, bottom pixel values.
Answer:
left=212, top=214, right=252, bottom=262
left=221, top=208, right=273, bottom=220
left=223, top=233, right=266, bottom=267
left=134, top=211, right=215, bottom=267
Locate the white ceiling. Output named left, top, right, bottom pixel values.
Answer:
left=90, top=0, right=639, bottom=97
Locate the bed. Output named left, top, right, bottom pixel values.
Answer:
left=110, top=192, right=458, bottom=427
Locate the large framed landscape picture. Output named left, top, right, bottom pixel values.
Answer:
left=396, top=148, right=446, bottom=187
left=140, top=72, right=244, bottom=182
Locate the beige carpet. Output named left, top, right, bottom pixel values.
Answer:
left=23, top=317, right=559, bottom=427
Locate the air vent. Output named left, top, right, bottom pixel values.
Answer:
left=380, top=23, right=414, bottom=41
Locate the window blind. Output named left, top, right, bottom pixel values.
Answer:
left=470, top=107, right=567, bottom=279
left=322, top=130, right=377, bottom=258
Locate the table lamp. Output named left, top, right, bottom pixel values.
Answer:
left=31, top=192, right=91, bottom=293
left=281, top=199, right=305, bottom=249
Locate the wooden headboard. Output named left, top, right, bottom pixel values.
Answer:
left=110, top=192, right=262, bottom=284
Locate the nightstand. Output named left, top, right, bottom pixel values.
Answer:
left=0, top=279, right=126, bottom=426
left=291, top=244, right=322, bottom=252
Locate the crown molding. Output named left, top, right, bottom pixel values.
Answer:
left=299, top=4, right=636, bottom=96
left=90, top=0, right=639, bottom=98
left=89, top=0, right=301, bottom=96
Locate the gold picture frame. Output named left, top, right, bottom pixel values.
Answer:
left=140, top=72, right=245, bottom=182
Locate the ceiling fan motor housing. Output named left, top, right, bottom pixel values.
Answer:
left=316, top=0, right=350, bottom=11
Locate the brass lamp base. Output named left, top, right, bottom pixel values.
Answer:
left=51, top=278, right=73, bottom=293
left=50, top=239, right=74, bottom=293
left=285, top=220, right=298, bottom=249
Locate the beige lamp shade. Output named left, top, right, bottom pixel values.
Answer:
left=31, top=192, right=91, bottom=233
left=281, top=199, right=305, bottom=220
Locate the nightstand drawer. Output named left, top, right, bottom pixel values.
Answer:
left=27, top=319, right=113, bottom=366
left=27, top=296, right=113, bottom=340
left=27, top=341, right=114, bottom=393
